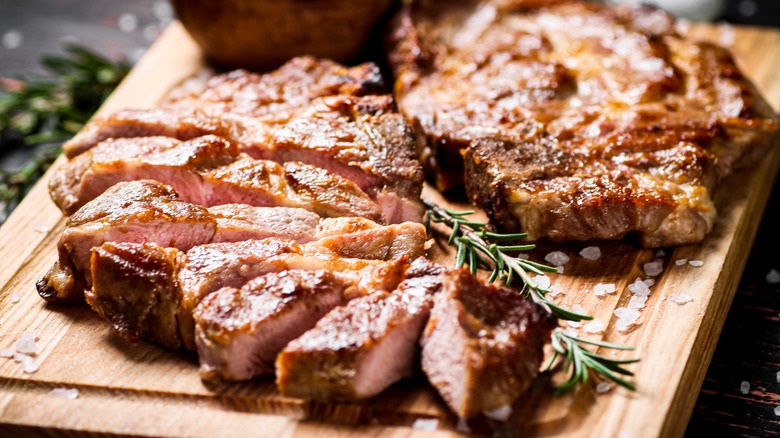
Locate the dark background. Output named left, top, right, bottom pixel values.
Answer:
left=1, top=0, right=778, bottom=435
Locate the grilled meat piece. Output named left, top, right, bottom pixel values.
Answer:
left=195, top=267, right=404, bottom=381
left=51, top=135, right=383, bottom=222
left=87, top=225, right=424, bottom=350
left=38, top=179, right=424, bottom=303
left=63, top=58, right=425, bottom=223
left=421, top=269, right=557, bottom=418
left=276, top=259, right=446, bottom=400
left=388, top=0, right=778, bottom=245
left=37, top=180, right=215, bottom=302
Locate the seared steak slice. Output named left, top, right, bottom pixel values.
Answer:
left=208, top=204, right=321, bottom=243
left=63, top=57, right=425, bottom=223
left=276, top=259, right=446, bottom=400
left=162, top=57, right=386, bottom=119
left=421, top=269, right=557, bottom=418
left=88, top=225, right=424, bottom=349
left=388, top=0, right=777, bottom=245
left=194, top=266, right=404, bottom=381
left=51, top=135, right=384, bottom=222
left=37, top=180, right=215, bottom=302
left=464, top=138, right=717, bottom=246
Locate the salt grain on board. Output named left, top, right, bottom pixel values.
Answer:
left=9, top=292, right=20, bottom=304
left=688, top=260, right=704, bottom=267
left=0, top=348, right=13, bottom=358
left=595, top=381, right=613, bottom=393
left=628, top=295, right=648, bottom=310
left=533, top=275, right=551, bottom=289
left=643, top=259, right=664, bottom=277
left=411, top=418, right=439, bottom=431
left=544, top=251, right=570, bottom=267
left=675, top=258, right=688, bottom=266
left=579, top=246, right=601, bottom=260
left=583, top=319, right=605, bottom=334
left=643, top=278, right=655, bottom=288
left=33, top=222, right=51, bottom=233
left=740, top=381, right=750, bottom=394
left=16, top=331, right=39, bottom=355
left=49, top=388, right=79, bottom=400
left=483, top=405, right=513, bottom=421
left=775, top=406, right=780, bottom=417
left=593, top=283, right=616, bottom=297
left=567, top=320, right=581, bottom=328
left=766, top=269, right=780, bottom=284
left=627, top=278, right=651, bottom=297
left=670, top=294, right=693, bottom=305
left=563, top=327, right=579, bottom=337
left=17, top=354, right=38, bottom=373
left=548, top=284, right=563, bottom=297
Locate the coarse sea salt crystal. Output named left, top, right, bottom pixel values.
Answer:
left=533, top=275, right=551, bottom=289
left=17, top=354, right=38, bottom=373
left=563, top=327, right=579, bottom=337
left=596, top=381, right=613, bottom=394
left=0, top=348, right=14, bottom=358
left=675, top=258, right=688, bottom=266
left=643, top=278, right=655, bottom=288
left=688, top=260, right=704, bottom=267
left=483, top=405, right=513, bottom=421
left=643, top=259, right=664, bottom=277
left=412, top=418, right=439, bottom=431
left=614, top=307, right=641, bottom=331
left=16, top=331, right=39, bottom=355
left=33, top=222, right=51, bottom=233
left=775, top=406, right=780, bottom=417
left=9, top=292, right=20, bottom=304
left=548, top=284, right=563, bottom=297
left=583, top=319, right=605, bottom=334
left=572, top=304, right=586, bottom=315
left=670, top=294, right=693, bottom=305
left=627, top=278, right=651, bottom=297
left=740, top=381, right=750, bottom=394
left=49, top=388, right=79, bottom=400
left=593, top=283, right=616, bottom=297
left=544, top=251, right=570, bottom=267
left=766, top=269, right=780, bottom=284
left=567, top=320, right=581, bottom=328
left=628, top=295, right=647, bottom=310
left=516, top=253, right=529, bottom=260
left=579, top=246, right=601, bottom=260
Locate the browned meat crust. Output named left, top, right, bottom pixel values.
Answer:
left=62, top=57, right=425, bottom=223
left=37, top=180, right=425, bottom=303
left=421, top=269, right=557, bottom=417
left=51, top=135, right=384, bottom=222
left=276, top=259, right=447, bottom=400
left=87, top=228, right=423, bottom=350
left=387, top=0, right=778, bottom=246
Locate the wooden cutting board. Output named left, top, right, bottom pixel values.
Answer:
left=0, top=22, right=778, bottom=438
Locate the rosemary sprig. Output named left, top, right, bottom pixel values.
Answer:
left=0, top=45, right=129, bottom=222
left=423, top=199, right=639, bottom=392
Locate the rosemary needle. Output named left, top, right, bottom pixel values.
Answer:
left=423, top=198, right=639, bottom=393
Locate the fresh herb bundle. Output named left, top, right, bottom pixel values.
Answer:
left=423, top=199, right=638, bottom=393
left=0, top=45, right=129, bottom=222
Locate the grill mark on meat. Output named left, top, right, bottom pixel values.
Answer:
left=62, top=58, right=425, bottom=223
left=388, top=0, right=778, bottom=246
left=276, top=259, right=447, bottom=400
left=38, top=180, right=425, bottom=303
left=51, top=135, right=384, bottom=222
left=420, top=269, right=557, bottom=418
left=87, top=225, right=423, bottom=350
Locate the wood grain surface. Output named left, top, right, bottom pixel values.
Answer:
left=0, top=22, right=778, bottom=437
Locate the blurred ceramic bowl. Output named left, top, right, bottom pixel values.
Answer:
left=171, top=0, right=394, bottom=71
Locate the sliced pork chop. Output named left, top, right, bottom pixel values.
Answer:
left=276, top=259, right=446, bottom=400
left=421, top=269, right=557, bottom=418
left=88, top=226, right=424, bottom=350
left=51, top=135, right=384, bottom=222
left=194, top=266, right=405, bottom=382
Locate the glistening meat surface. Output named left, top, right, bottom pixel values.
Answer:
left=388, top=0, right=778, bottom=246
